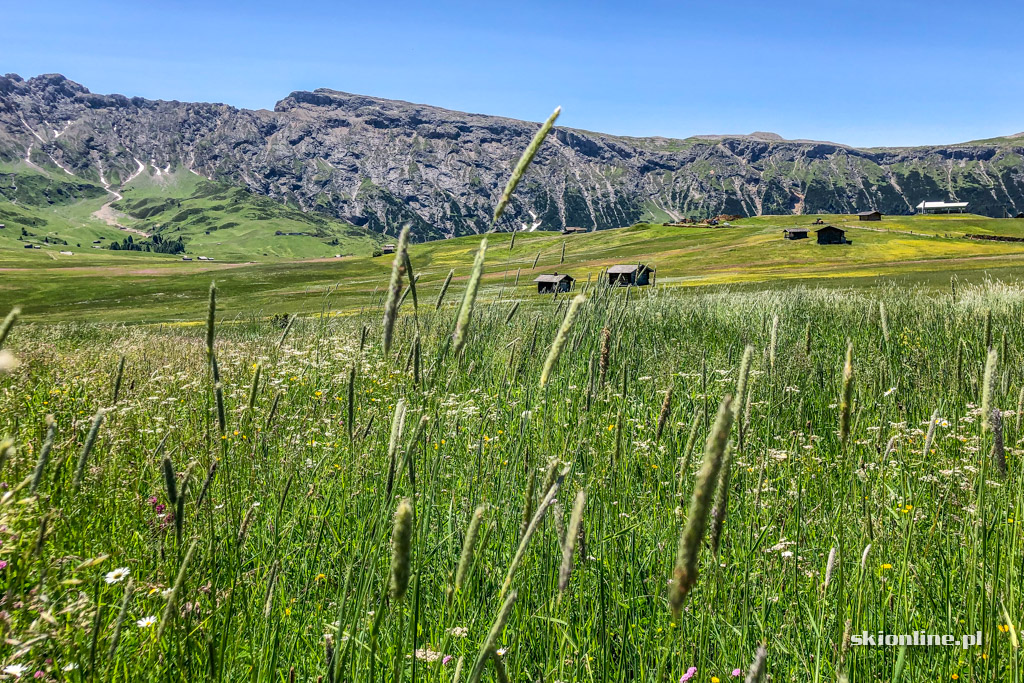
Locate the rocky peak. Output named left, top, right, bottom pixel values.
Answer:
left=3, top=74, right=1024, bottom=239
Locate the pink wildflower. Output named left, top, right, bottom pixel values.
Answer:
left=680, top=666, right=697, bottom=682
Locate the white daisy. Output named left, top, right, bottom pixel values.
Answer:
left=136, top=616, right=157, bottom=629
left=3, top=664, right=28, bottom=678
left=104, top=567, right=130, bottom=584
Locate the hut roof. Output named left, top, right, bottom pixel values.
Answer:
left=815, top=225, right=845, bottom=235
left=784, top=228, right=809, bottom=234
left=534, top=273, right=574, bottom=283
left=857, top=210, right=882, bottom=216
left=608, top=264, right=652, bottom=274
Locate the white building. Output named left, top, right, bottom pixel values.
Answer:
left=916, top=201, right=969, bottom=214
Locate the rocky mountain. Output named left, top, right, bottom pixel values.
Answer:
left=3, top=72, right=1024, bottom=241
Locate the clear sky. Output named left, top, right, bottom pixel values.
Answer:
left=3, top=0, right=1021, bottom=147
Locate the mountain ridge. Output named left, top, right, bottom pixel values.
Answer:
left=3, top=72, right=1024, bottom=240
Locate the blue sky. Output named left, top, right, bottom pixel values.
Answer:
left=3, top=0, right=1020, bottom=147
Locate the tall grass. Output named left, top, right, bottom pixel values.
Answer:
left=0, top=273, right=1022, bottom=681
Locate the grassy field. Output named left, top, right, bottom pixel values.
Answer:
left=0, top=275, right=1022, bottom=681
left=5, top=213, right=1024, bottom=323
left=0, top=163, right=381, bottom=263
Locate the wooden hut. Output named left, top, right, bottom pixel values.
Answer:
left=1015, top=213, right=1024, bottom=219
left=561, top=226, right=588, bottom=235
left=534, top=272, right=575, bottom=294
left=607, top=264, right=654, bottom=286
left=857, top=210, right=883, bottom=221
left=381, top=244, right=396, bottom=254
left=815, top=226, right=848, bottom=245
left=783, top=228, right=809, bottom=240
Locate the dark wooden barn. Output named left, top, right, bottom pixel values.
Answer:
left=857, top=210, right=883, bottom=221
left=815, top=226, right=848, bottom=245
left=607, top=264, right=654, bottom=286
left=534, top=273, right=575, bottom=294
left=783, top=228, right=809, bottom=240
left=382, top=244, right=396, bottom=254
left=1016, top=213, right=1024, bottom=219
left=561, top=226, right=588, bottom=235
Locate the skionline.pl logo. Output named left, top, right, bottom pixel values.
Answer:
left=851, top=631, right=982, bottom=649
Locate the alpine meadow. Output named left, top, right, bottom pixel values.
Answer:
left=5, top=6, right=1024, bottom=679
left=3, top=99, right=1024, bottom=683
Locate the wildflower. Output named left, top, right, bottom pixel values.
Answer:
left=105, top=567, right=130, bottom=584
left=414, top=649, right=443, bottom=662
left=712, top=677, right=720, bottom=683
left=732, top=669, right=742, bottom=678
left=136, top=616, right=157, bottom=629
left=496, top=648, right=507, bottom=656
left=442, top=655, right=454, bottom=665
left=0, top=561, right=7, bottom=571
left=448, top=626, right=469, bottom=638
left=884, top=387, right=896, bottom=397
left=3, top=664, right=28, bottom=678
left=781, top=551, right=794, bottom=559
left=881, top=564, right=893, bottom=570
left=681, top=666, right=698, bottom=682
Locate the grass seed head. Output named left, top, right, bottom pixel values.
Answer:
left=839, top=341, right=854, bottom=443
left=492, top=107, right=560, bottom=224
left=455, top=505, right=486, bottom=594
left=540, top=294, right=586, bottom=387
left=982, top=348, right=997, bottom=432
left=453, top=239, right=487, bottom=355
left=382, top=223, right=411, bottom=355
left=390, top=497, right=414, bottom=601
left=670, top=394, right=733, bottom=616
left=558, top=489, right=586, bottom=594
left=0, top=306, right=21, bottom=351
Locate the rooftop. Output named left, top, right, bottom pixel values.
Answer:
left=608, top=264, right=653, bottom=274
left=916, top=201, right=969, bottom=209
left=534, top=273, right=574, bottom=283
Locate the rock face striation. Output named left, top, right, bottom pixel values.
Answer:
left=3, top=73, right=1024, bottom=240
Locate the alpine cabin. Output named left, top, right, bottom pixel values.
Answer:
left=857, top=211, right=882, bottom=221
left=815, top=226, right=848, bottom=245
left=607, top=264, right=654, bottom=287
left=534, top=273, right=575, bottom=294
left=783, top=228, right=809, bottom=240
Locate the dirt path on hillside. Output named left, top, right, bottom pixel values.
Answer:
left=91, top=158, right=152, bottom=238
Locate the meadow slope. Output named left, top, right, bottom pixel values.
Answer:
left=4, top=214, right=1024, bottom=323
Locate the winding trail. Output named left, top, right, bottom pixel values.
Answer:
left=91, top=158, right=151, bottom=238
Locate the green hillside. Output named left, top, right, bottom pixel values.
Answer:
left=0, top=163, right=381, bottom=262
left=5, top=213, right=1024, bottom=323
left=112, top=169, right=381, bottom=260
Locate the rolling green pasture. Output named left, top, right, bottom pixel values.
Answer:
left=4, top=214, right=1024, bottom=323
